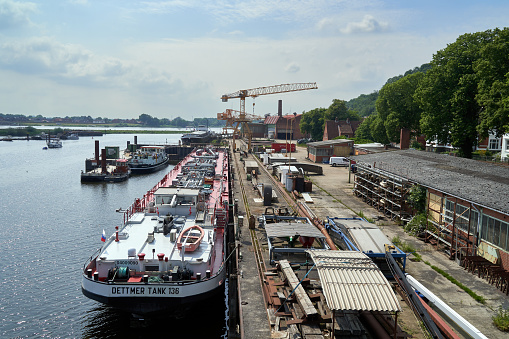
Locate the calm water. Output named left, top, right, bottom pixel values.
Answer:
left=0, top=134, right=227, bottom=338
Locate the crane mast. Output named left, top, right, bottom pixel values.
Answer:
left=219, top=82, right=317, bottom=150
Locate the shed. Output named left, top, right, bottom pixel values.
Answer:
left=306, top=139, right=354, bottom=163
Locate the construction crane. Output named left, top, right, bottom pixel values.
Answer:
left=217, top=109, right=264, bottom=141
left=219, top=82, right=318, bottom=150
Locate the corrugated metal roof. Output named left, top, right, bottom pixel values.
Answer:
left=307, top=250, right=401, bottom=312
left=351, top=149, right=509, bottom=215
left=307, top=139, right=353, bottom=147
left=264, top=115, right=279, bottom=125
left=336, top=219, right=391, bottom=253
left=265, top=222, right=325, bottom=238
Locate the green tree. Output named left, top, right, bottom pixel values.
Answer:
left=376, top=72, right=424, bottom=142
left=416, top=31, right=496, bottom=158
left=171, top=117, right=188, bottom=128
left=300, top=108, right=326, bottom=141
left=346, top=91, right=378, bottom=117
left=354, top=114, right=376, bottom=141
left=139, top=114, right=161, bottom=127
left=385, top=63, right=431, bottom=85
left=475, top=28, right=509, bottom=138
left=325, top=99, right=360, bottom=121
left=371, top=115, right=390, bottom=145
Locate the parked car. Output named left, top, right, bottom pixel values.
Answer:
left=330, top=157, right=349, bottom=167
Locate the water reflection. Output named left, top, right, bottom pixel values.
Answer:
left=81, top=289, right=227, bottom=339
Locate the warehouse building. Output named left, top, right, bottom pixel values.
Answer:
left=351, top=149, right=509, bottom=270
left=306, top=139, right=354, bottom=163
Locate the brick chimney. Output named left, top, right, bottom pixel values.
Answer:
left=278, top=100, right=282, bottom=117
left=400, top=128, right=410, bottom=149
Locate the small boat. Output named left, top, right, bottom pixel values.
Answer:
left=63, top=133, right=79, bottom=140
left=1, top=135, right=14, bottom=141
left=47, top=139, right=62, bottom=148
left=128, top=146, right=169, bottom=174
left=177, top=225, right=205, bottom=252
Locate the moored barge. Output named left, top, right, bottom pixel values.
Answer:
left=82, top=147, right=231, bottom=315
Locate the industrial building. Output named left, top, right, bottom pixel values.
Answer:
left=351, top=149, right=509, bottom=270
left=306, top=139, right=354, bottom=163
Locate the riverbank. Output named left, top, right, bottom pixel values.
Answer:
left=0, top=126, right=189, bottom=137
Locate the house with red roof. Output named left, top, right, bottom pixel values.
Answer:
left=323, top=119, right=362, bottom=141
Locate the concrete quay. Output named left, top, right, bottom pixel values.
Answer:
left=232, top=141, right=509, bottom=338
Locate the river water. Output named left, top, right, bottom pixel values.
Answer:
left=0, top=134, right=227, bottom=338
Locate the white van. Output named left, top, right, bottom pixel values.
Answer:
left=330, top=157, right=349, bottom=167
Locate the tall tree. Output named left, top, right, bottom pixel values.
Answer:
left=475, top=28, right=509, bottom=138
left=325, top=99, right=360, bottom=121
left=300, top=108, right=326, bottom=141
left=371, top=115, right=390, bottom=145
left=139, top=113, right=160, bottom=126
left=376, top=72, right=424, bottom=142
left=354, top=114, right=376, bottom=141
left=416, top=30, right=494, bottom=158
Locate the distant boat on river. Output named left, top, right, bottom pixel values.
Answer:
left=47, top=139, right=63, bottom=148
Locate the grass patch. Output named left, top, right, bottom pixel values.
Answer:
left=358, top=210, right=374, bottom=223
left=493, top=307, right=509, bottom=332
left=391, top=236, right=422, bottom=262
left=423, top=261, right=486, bottom=304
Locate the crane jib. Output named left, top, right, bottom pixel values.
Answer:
left=221, top=82, right=317, bottom=100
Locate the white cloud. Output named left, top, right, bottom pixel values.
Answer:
left=285, top=62, right=300, bottom=73
left=136, top=0, right=351, bottom=24
left=0, top=36, right=183, bottom=96
left=341, top=14, right=388, bottom=34
left=0, top=0, right=36, bottom=30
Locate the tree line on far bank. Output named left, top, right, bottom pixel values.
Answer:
left=300, top=27, right=509, bottom=159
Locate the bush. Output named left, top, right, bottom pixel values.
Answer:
left=411, top=140, right=425, bottom=150
left=404, top=213, right=427, bottom=236
left=407, top=185, right=427, bottom=213
left=493, top=307, right=509, bottom=331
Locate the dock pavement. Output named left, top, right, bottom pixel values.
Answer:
left=232, top=140, right=509, bottom=338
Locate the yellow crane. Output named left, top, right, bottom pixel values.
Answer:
left=219, top=82, right=318, bottom=150
left=217, top=109, right=264, bottom=143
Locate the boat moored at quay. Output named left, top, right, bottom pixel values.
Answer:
left=181, top=125, right=216, bottom=145
left=82, top=147, right=232, bottom=316
left=128, top=146, right=170, bottom=174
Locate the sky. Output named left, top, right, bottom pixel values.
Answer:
left=1, top=0, right=508, bottom=120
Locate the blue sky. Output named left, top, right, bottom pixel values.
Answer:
left=0, top=0, right=508, bottom=119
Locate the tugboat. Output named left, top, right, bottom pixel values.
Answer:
left=128, top=146, right=169, bottom=174
left=82, top=147, right=231, bottom=316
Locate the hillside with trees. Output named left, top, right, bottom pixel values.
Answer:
left=325, top=28, right=509, bottom=159
left=346, top=92, right=378, bottom=117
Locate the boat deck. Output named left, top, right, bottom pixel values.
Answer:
left=94, top=147, right=229, bottom=279
left=103, top=213, right=214, bottom=264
